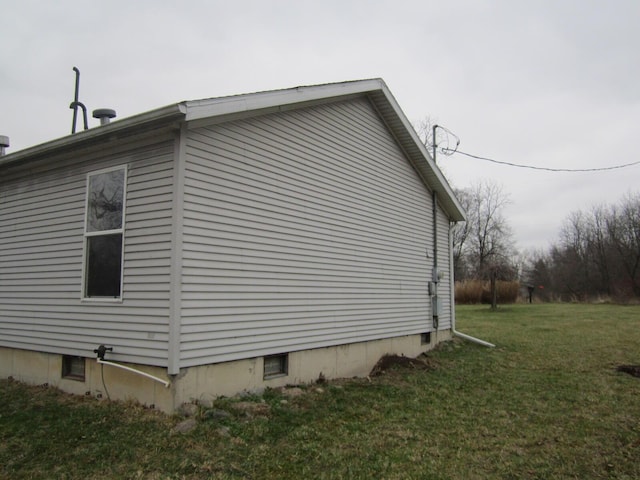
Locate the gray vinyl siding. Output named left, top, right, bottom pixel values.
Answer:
left=435, top=206, right=453, bottom=330
left=0, top=140, right=174, bottom=366
left=179, top=98, right=439, bottom=366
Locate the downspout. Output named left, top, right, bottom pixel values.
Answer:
left=167, top=124, right=188, bottom=376
left=449, top=221, right=495, bottom=348
left=431, top=125, right=439, bottom=335
left=432, top=190, right=438, bottom=331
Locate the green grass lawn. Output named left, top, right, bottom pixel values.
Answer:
left=2, top=304, right=640, bottom=479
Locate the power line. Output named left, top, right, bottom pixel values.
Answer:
left=443, top=148, right=640, bottom=172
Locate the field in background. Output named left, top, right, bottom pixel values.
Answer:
left=2, top=304, right=640, bottom=479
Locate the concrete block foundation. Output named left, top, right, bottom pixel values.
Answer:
left=0, top=330, right=451, bottom=412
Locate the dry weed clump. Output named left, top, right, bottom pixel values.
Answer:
left=455, top=280, right=520, bottom=304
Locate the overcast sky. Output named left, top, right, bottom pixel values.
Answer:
left=2, top=0, right=639, bottom=252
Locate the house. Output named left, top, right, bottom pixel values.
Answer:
left=0, top=79, right=465, bottom=411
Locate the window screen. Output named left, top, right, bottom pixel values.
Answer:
left=84, top=167, right=126, bottom=299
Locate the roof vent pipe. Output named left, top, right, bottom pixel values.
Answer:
left=0, top=135, right=9, bottom=156
left=93, top=108, right=117, bottom=126
left=70, top=67, right=89, bottom=133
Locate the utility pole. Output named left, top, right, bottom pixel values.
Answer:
left=432, top=124, right=438, bottom=164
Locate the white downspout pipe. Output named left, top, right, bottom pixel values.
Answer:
left=449, top=222, right=495, bottom=348
left=453, top=329, right=495, bottom=348
left=96, top=357, right=171, bottom=388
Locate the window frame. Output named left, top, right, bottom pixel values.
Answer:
left=263, top=353, right=289, bottom=379
left=62, top=355, right=86, bottom=381
left=81, top=165, right=127, bottom=302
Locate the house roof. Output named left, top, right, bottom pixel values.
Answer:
left=1, top=79, right=465, bottom=221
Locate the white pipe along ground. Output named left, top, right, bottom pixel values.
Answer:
left=453, top=329, right=495, bottom=348
left=448, top=221, right=495, bottom=348
left=97, top=358, right=171, bottom=388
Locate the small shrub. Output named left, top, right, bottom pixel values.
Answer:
left=493, top=280, right=520, bottom=304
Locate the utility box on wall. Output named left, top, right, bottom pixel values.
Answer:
left=431, top=295, right=442, bottom=317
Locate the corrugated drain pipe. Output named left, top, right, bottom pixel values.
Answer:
left=448, top=222, right=495, bottom=348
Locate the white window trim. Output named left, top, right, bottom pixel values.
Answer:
left=81, top=165, right=128, bottom=302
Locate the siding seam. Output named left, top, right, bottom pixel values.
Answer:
left=168, top=127, right=186, bottom=375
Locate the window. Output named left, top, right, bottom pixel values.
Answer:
left=264, top=354, right=288, bottom=379
left=62, top=355, right=86, bottom=381
left=83, top=166, right=126, bottom=299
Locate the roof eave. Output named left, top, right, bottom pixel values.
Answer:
left=366, top=84, right=466, bottom=222
left=0, top=103, right=187, bottom=167
left=1, top=79, right=465, bottom=222
left=183, top=79, right=386, bottom=122
left=183, top=79, right=465, bottom=221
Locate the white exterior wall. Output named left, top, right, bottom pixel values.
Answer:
left=0, top=139, right=175, bottom=367
left=179, top=98, right=447, bottom=367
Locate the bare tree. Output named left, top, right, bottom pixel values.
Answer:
left=452, top=187, right=473, bottom=279
left=607, top=193, right=640, bottom=296
left=467, top=180, right=516, bottom=277
left=586, top=205, right=612, bottom=295
left=413, top=116, right=437, bottom=148
left=556, top=211, right=591, bottom=299
left=452, top=180, right=517, bottom=281
left=535, top=192, right=640, bottom=301
left=523, top=249, right=554, bottom=301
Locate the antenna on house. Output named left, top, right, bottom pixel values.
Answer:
left=0, top=135, right=9, bottom=156
left=69, top=67, right=89, bottom=134
left=431, top=124, right=460, bottom=163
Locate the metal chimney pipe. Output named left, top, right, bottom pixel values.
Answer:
left=92, top=108, right=117, bottom=126
left=0, top=135, right=9, bottom=156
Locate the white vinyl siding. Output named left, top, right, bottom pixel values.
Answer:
left=0, top=140, right=174, bottom=367
left=179, top=97, right=443, bottom=366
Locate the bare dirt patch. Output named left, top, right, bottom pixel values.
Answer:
left=369, top=354, right=436, bottom=377
left=616, top=365, right=640, bottom=378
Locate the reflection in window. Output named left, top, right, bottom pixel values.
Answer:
left=87, top=169, right=124, bottom=232
left=84, top=167, right=126, bottom=299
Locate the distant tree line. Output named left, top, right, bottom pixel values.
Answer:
left=449, top=181, right=640, bottom=303
left=525, top=193, right=640, bottom=301
left=414, top=117, right=637, bottom=303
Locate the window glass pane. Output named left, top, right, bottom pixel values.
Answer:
left=86, top=234, right=123, bottom=297
left=87, top=169, right=124, bottom=232
left=62, top=356, right=85, bottom=381
left=264, top=354, right=288, bottom=378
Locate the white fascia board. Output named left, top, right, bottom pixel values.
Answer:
left=1, top=77, right=464, bottom=221
left=371, top=83, right=466, bottom=222
left=184, top=79, right=385, bottom=122
left=182, top=78, right=466, bottom=222
left=0, top=103, right=187, bottom=168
